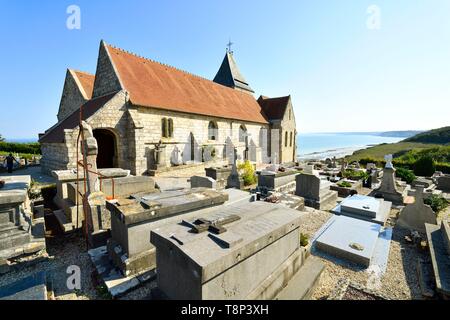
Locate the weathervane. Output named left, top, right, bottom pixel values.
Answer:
left=226, top=39, right=234, bottom=54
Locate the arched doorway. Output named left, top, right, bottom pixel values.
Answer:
left=93, top=129, right=117, bottom=168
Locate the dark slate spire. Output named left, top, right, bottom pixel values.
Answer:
left=213, top=51, right=254, bottom=94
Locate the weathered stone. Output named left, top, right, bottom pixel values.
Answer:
left=295, top=173, right=337, bottom=210
left=257, top=171, right=298, bottom=192
left=425, top=221, right=450, bottom=299
left=151, top=201, right=302, bottom=300
left=397, top=186, right=437, bottom=233
left=205, top=166, right=232, bottom=190
left=190, top=176, right=216, bottom=189
left=370, top=158, right=407, bottom=205
left=106, top=188, right=229, bottom=276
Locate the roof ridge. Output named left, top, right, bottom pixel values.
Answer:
left=106, top=43, right=212, bottom=83
left=69, top=69, right=95, bottom=76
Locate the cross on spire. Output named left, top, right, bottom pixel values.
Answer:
left=226, top=39, right=234, bottom=54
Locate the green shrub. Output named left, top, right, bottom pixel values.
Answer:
left=358, top=157, right=378, bottom=166
left=424, top=194, right=449, bottom=214
left=300, top=233, right=309, bottom=247
left=337, top=181, right=352, bottom=188
left=0, top=142, right=41, bottom=155
left=395, top=167, right=416, bottom=184
left=436, top=162, right=450, bottom=174
left=237, top=160, right=256, bottom=186
left=342, top=169, right=369, bottom=181
left=413, top=155, right=436, bottom=176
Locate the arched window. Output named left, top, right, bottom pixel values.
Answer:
left=239, top=125, right=247, bottom=143
left=285, top=131, right=288, bottom=147
left=290, top=132, right=293, bottom=147
left=161, top=117, right=174, bottom=138
left=208, top=121, right=218, bottom=140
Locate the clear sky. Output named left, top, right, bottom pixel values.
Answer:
left=0, top=0, right=449, bottom=139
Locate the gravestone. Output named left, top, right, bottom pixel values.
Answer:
left=170, top=145, right=182, bottom=166
left=295, top=173, right=338, bottom=210
left=0, top=175, right=46, bottom=271
left=257, top=171, right=298, bottom=192
left=205, top=166, right=232, bottom=190
left=106, top=188, right=229, bottom=276
left=315, top=215, right=382, bottom=267
left=435, top=174, right=450, bottom=192
left=397, top=186, right=437, bottom=233
left=370, top=155, right=406, bottom=205
left=366, top=163, right=377, bottom=171
left=190, top=176, right=216, bottom=189
left=151, top=201, right=314, bottom=300
left=151, top=142, right=168, bottom=169
left=425, top=220, right=450, bottom=298
left=227, top=148, right=244, bottom=189
left=331, top=194, right=392, bottom=225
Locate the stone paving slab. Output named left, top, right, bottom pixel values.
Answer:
left=88, top=246, right=156, bottom=298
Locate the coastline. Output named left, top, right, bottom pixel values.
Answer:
left=297, top=145, right=370, bottom=161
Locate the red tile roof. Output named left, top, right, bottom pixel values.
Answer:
left=106, top=44, right=268, bottom=124
left=39, top=92, right=118, bottom=143
left=257, top=95, right=291, bottom=120
left=72, top=70, right=95, bottom=99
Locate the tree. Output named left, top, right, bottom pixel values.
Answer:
left=413, top=155, right=436, bottom=177
left=0, top=134, right=4, bottom=142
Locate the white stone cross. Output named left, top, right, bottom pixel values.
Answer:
left=384, top=154, right=393, bottom=169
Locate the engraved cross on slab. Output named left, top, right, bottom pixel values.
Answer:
left=188, top=214, right=241, bottom=234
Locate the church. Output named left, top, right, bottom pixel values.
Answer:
left=39, top=40, right=297, bottom=176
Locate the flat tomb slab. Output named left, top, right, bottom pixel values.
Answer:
left=151, top=201, right=302, bottom=300
left=332, top=196, right=391, bottom=225
left=340, top=195, right=380, bottom=218
left=108, top=188, right=229, bottom=225
left=425, top=223, right=450, bottom=297
left=315, top=215, right=381, bottom=267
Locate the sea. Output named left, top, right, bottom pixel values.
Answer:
left=297, top=133, right=403, bottom=160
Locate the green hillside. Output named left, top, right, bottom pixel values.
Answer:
left=345, top=126, right=450, bottom=173
left=403, top=126, right=450, bottom=144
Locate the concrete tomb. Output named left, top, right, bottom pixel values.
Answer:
left=425, top=220, right=450, bottom=298
left=205, top=166, right=232, bottom=190
left=0, top=175, right=46, bottom=273
left=315, top=215, right=382, bottom=267
left=332, top=194, right=392, bottom=225
left=435, top=174, right=450, bottom=192
left=370, top=155, right=407, bottom=205
left=190, top=176, right=216, bottom=189
left=106, top=188, right=229, bottom=276
left=397, top=186, right=437, bottom=233
left=151, top=201, right=324, bottom=300
left=295, top=173, right=338, bottom=210
left=257, top=170, right=299, bottom=193
left=330, top=179, right=362, bottom=198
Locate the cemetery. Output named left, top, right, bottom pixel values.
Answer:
left=1, top=138, right=449, bottom=301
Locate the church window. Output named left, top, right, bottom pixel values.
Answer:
left=208, top=121, right=218, bottom=140
left=290, top=132, right=293, bottom=147
left=289, top=109, right=291, bottom=120
left=239, top=125, right=247, bottom=143
left=161, top=117, right=174, bottom=138
left=285, top=131, right=288, bottom=147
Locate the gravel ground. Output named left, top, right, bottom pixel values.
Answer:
left=304, top=207, right=427, bottom=300
left=0, top=232, right=156, bottom=300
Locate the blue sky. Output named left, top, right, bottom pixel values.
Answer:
left=0, top=0, right=449, bottom=139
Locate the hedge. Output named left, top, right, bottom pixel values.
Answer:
left=0, top=142, right=41, bottom=155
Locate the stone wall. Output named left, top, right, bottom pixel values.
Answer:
left=57, top=70, right=88, bottom=122
left=133, top=106, right=270, bottom=175
left=279, top=99, right=297, bottom=164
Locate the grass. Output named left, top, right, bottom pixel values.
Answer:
left=345, top=142, right=441, bottom=162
